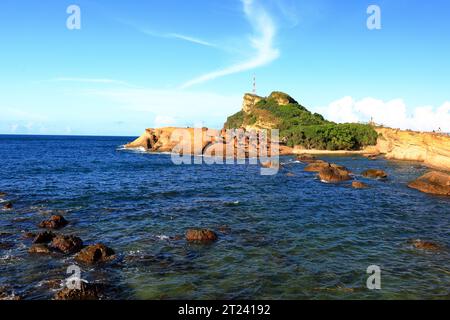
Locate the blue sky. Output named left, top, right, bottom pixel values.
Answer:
left=0, top=0, right=449, bottom=135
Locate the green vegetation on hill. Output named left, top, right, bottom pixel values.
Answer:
left=224, top=92, right=378, bottom=150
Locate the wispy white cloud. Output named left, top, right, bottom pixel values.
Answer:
left=165, top=33, right=217, bottom=47
left=180, top=0, right=280, bottom=89
left=122, top=19, right=217, bottom=48
left=316, top=96, right=450, bottom=133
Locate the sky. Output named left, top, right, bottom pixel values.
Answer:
left=0, top=0, right=449, bottom=136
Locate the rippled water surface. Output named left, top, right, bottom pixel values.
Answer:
left=0, top=135, right=449, bottom=299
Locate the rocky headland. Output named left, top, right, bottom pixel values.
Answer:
left=124, top=91, right=450, bottom=196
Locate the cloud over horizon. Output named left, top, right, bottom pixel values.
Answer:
left=317, top=96, right=450, bottom=133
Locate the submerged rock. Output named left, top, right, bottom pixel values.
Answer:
left=410, top=239, right=443, bottom=251
left=0, top=192, right=7, bottom=198
left=28, top=244, right=51, bottom=254
left=352, top=181, right=369, bottom=189
left=75, top=244, right=115, bottom=264
left=49, top=235, right=83, bottom=254
left=22, top=232, right=36, bottom=239
left=0, top=242, right=14, bottom=250
left=296, top=154, right=317, bottom=163
left=318, top=166, right=351, bottom=183
left=407, top=171, right=450, bottom=196
left=362, top=169, right=388, bottom=179
left=54, top=282, right=104, bottom=300
left=285, top=172, right=295, bottom=177
left=186, top=229, right=218, bottom=243
left=38, top=215, right=69, bottom=229
left=3, top=202, right=13, bottom=210
left=33, top=231, right=56, bottom=244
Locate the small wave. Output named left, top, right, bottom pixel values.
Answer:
left=156, top=235, right=170, bottom=241
left=224, top=200, right=240, bottom=206
left=117, top=146, right=147, bottom=153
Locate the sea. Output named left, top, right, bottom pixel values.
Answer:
left=0, top=135, right=449, bottom=299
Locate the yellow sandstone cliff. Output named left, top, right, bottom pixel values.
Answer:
left=375, top=128, right=450, bottom=172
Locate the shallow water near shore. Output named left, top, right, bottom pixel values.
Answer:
left=0, top=135, right=449, bottom=299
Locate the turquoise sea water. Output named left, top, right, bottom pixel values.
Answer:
left=0, top=135, right=449, bottom=299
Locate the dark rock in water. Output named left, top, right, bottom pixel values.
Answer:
left=22, top=232, right=36, bottom=239
left=285, top=172, right=295, bottom=177
left=49, top=235, right=83, bottom=254
left=186, top=229, right=218, bottom=243
left=318, top=166, right=351, bottom=183
left=410, top=239, right=443, bottom=251
left=0, top=192, right=7, bottom=198
left=0, top=242, right=14, bottom=250
left=296, top=154, right=316, bottom=163
left=407, top=171, right=450, bottom=196
left=352, top=181, right=369, bottom=189
left=362, top=169, right=388, bottom=179
left=38, top=215, right=69, bottom=229
left=54, top=282, right=104, bottom=300
left=3, top=202, right=13, bottom=210
left=33, top=231, right=56, bottom=244
left=170, top=235, right=183, bottom=241
left=75, top=244, right=115, bottom=264
left=218, top=225, right=231, bottom=234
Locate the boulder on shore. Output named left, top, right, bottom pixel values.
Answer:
left=75, top=244, right=115, bottom=264
left=54, top=282, right=104, bottom=300
left=38, top=215, right=68, bottom=229
left=362, top=169, right=388, bottom=179
left=186, top=229, right=218, bottom=243
left=49, top=235, right=83, bottom=254
left=407, top=171, right=450, bottom=196
left=318, top=166, right=352, bottom=183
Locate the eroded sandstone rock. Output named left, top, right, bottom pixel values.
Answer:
left=49, top=235, right=83, bottom=254
left=28, top=244, right=51, bottom=254
left=75, top=244, right=115, bottom=264
left=318, top=166, right=352, bottom=183
left=33, top=231, right=56, bottom=244
left=296, top=154, right=317, bottom=163
left=410, top=239, right=443, bottom=251
left=352, top=181, right=369, bottom=189
left=186, top=229, right=218, bottom=243
left=38, top=215, right=68, bottom=229
left=362, top=169, right=388, bottom=179
left=408, top=171, right=450, bottom=196
left=54, top=282, right=104, bottom=300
